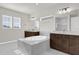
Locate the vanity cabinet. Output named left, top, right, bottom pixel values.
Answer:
left=24, top=31, right=39, bottom=37
left=69, top=35, right=79, bottom=54
left=50, top=33, right=79, bottom=54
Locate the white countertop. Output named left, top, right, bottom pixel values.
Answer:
left=52, top=31, right=79, bottom=35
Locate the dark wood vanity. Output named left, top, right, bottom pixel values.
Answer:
left=50, top=33, right=79, bottom=55
left=24, top=31, right=39, bottom=37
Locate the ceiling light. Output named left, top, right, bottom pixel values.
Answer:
left=67, top=8, right=72, bottom=12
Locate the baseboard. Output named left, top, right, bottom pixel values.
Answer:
left=0, top=40, right=17, bottom=45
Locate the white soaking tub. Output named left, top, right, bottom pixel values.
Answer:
left=17, top=36, right=49, bottom=55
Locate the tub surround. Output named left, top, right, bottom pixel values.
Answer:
left=50, top=32, right=79, bottom=55
left=18, top=36, right=49, bottom=55
left=19, top=36, right=48, bottom=45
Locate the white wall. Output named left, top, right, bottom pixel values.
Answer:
left=71, top=16, right=79, bottom=32
left=0, top=7, right=32, bottom=43
left=39, top=17, right=55, bottom=36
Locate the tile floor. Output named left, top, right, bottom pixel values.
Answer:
left=0, top=41, right=68, bottom=55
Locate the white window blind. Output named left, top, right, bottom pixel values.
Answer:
left=2, top=15, right=21, bottom=29
left=2, top=15, right=12, bottom=29
left=13, top=17, right=21, bottom=29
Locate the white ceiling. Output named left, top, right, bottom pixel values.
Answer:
left=0, top=3, right=79, bottom=18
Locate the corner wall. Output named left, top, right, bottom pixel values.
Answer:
left=39, top=17, right=55, bottom=36
left=0, top=7, right=32, bottom=43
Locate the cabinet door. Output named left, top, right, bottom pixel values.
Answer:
left=56, top=34, right=63, bottom=50
left=69, top=36, right=79, bottom=54
left=61, top=35, right=69, bottom=53
left=50, top=34, right=58, bottom=49
left=50, top=34, right=63, bottom=50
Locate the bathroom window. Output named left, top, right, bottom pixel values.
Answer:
left=2, top=15, right=21, bottom=29
left=2, top=15, right=12, bottom=29
left=13, top=17, right=21, bottom=29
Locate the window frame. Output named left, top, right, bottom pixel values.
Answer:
left=12, top=17, right=21, bottom=29
left=2, top=15, right=21, bottom=29
left=2, top=15, right=12, bottom=29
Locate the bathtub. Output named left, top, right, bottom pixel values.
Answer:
left=17, top=36, right=49, bottom=55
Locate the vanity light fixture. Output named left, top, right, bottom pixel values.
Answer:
left=30, top=16, right=37, bottom=20
left=57, top=7, right=72, bottom=14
